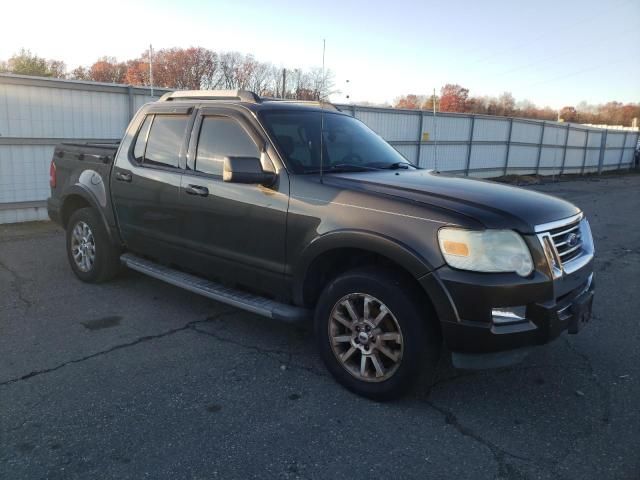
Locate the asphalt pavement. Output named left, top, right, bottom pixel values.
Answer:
left=1, top=173, right=639, bottom=479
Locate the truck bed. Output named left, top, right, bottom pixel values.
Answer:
left=54, top=142, right=120, bottom=164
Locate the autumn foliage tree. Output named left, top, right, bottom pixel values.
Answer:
left=393, top=94, right=426, bottom=109
left=1, top=47, right=636, bottom=126
left=559, top=106, right=578, bottom=122
left=439, top=84, right=469, bottom=112
left=393, top=83, right=639, bottom=126
left=89, top=57, right=127, bottom=83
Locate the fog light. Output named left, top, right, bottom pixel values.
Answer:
left=492, top=306, right=527, bottom=325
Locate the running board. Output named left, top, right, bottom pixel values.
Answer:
left=120, top=253, right=310, bottom=323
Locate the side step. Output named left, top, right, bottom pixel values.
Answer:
left=120, top=253, right=310, bottom=323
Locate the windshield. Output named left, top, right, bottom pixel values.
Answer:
left=260, top=110, right=415, bottom=174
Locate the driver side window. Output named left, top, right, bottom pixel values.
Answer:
left=195, top=116, right=259, bottom=176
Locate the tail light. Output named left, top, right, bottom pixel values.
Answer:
left=49, top=160, right=57, bottom=188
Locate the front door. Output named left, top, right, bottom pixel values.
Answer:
left=179, top=108, right=289, bottom=298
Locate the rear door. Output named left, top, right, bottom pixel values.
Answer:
left=178, top=107, right=290, bottom=297
left=111, top=105, right=194, bottom=261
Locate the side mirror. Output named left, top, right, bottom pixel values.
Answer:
left=222, top=156, right=277, bottom=186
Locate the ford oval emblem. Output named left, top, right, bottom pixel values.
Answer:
left=566, top=232, right=580, bottom=247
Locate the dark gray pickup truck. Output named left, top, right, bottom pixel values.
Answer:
left=48, top=90, right=595, bottom=399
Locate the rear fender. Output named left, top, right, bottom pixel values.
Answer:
left=62, top=180, right=120, bottom=246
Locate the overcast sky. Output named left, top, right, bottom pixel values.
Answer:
left=1, top=0, right=638, bottom=107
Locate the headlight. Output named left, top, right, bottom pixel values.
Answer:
left=438, top=228, right=534, bottom=277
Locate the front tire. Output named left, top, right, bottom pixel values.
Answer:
left=66, top=207, right=120, bottom=283
left=314, top=267, right=440, bottom=400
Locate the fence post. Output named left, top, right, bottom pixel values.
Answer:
left=351, top=104, right=356, bottom=117
left=535, top=121, right=546, bottom=175
left=503, top=117, right=514, bottom=176
left=617, top=131, right=628, bottom=170
left=417, top=110, right=424, bottom=166
left=465, top=115, right=475, bottom=176
left=597, top=129, right=608, bottom=174
left=560, top=123, right=570, bottom=175
left=580, top=129, right=589, bottom=175
left=127, top=85, right=134, bottom=120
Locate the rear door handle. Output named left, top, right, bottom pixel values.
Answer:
left=185, top=184, right=209, bottom=197
left=115, top=170, right=132, bottom=182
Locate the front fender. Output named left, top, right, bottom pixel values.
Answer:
left=292, top=229, right=440, bottom=305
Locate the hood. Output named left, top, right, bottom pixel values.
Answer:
left=325, top=170, right=580, bottom=233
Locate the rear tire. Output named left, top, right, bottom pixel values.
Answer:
left=314, top=266, right=440, bottom=401
left=66, top=207, right=120, bottom=283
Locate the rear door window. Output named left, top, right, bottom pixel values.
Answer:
left=135, top=115, right=189, bottom=169
left=195, top=116, right=259, bottom=176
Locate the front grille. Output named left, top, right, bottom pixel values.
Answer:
left=547, top=219, right=582, bottom=264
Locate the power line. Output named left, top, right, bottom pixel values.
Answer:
left=466, top=0, right=634, bottom=67
left=492, top=26, right=636, bottom=79
left=525, top=57, right=629, bottom=89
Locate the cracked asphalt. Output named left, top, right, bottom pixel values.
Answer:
left=1, top=173, right=639, bottom=479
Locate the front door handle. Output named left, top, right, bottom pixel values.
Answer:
left=115, top=170, right=132, bottom=182
left=185, top=184, right=209, bottom=197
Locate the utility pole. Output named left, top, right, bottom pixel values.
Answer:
left=281, top=68, right=286, bottom=99
left=149, top=44, right=154, bottom=97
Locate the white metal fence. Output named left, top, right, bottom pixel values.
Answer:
left=0, top=74, right=170, bottom=223
left=0, top=74, right=638, bottom=224
left=337, top=104, right=639, bottom=178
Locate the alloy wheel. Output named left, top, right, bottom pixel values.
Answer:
left=71, top=221, right=96, bottom=273
left=328, top=293, right=404, bottom=382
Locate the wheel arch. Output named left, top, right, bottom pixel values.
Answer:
left=60, top=186, right=119, bottom=246
left=294, top=230, right=438, bottom=309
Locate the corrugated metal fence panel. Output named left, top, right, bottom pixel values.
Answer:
left=0, top=145, right=53, bottom=203
left=511, top=121, right=542, bottom=144
left=393, top=144, right=418, bottom=162
left=0, top=206, right=48, bottom=224
left=422, top=115, right=471, bottom=141
left=0, top=83, right=129, bottom=138
left=507, top=145, right=538, bottom=173
left=623, top=132, right=640, bottom=164
left=0, top=75, right=169, bottom=224
left=354, top=109, right=419, bottom=142
left=133, top=94, right=155, bottom=112
left=543, top=125, right=568, bottom=146
left=563, top=148, right=584, bottom=171
left=539, top=147, right=564, bottom=174
left=625, top=133, right=639, bottom=148
left=567, top=128, right=587, bottom=147
left=469, top=144, right=508, bottom=174
left=473, top=118, right=510, bottom=141
left=587, top=130, right=602, bottom=148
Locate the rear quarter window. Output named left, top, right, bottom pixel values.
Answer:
left=133, top=114, right=189, bottom=169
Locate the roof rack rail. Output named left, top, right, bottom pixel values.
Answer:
left=260, top=97, right=340, bottom=111
left=158, top=89, right=261, bottom=103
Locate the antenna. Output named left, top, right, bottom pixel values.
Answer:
left=433, top=87, right=438, bottom=172
left=149, top=44, right=154, bottom=97
left=319, top=39, right=326, bottom=184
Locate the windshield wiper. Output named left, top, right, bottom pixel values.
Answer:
left=384, top=162, right=413, bottom=170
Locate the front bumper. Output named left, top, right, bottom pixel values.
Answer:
left=420, top=256, right=594, bottom=355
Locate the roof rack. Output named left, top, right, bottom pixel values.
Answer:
left=158, top=89, right=339, bottom=111
left=159, top=89, right=261, bottom=103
